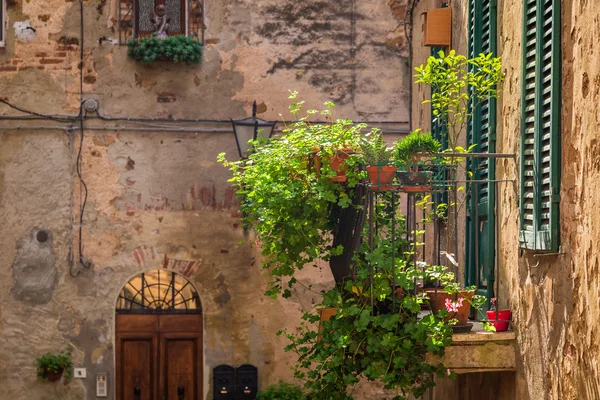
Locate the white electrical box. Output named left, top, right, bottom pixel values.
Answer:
left=96, top=374, right=108, bottom=397
left=74, top=368, right=87, bottom=378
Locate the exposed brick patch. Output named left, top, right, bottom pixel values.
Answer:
left=38, top=14, right=51, bottom=22
left=157, top=92, right=177, bottom=103
left=39, top=58, right=64, bottom=64
left=57, top=45, right=78, bottom=51
left=205, top=38, right=220, bottom=45
left=35, top=52, right=48, bottom=57
left=84, top=75, right=97, bottom=84
left=0, top=66, right=18, bottom=72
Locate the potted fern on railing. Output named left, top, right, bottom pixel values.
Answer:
left=395, top=130, right=441, bottom=192
left=359, top=131, right=396, bottom=190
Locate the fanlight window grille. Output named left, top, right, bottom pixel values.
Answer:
left=116, top=270, right=201, bottom=314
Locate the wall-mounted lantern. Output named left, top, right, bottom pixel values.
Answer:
left=230, top=101, right=276, bottom=159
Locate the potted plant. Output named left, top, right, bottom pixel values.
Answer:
left=256, top=381, right=305, bottom=400
left=395, top=130, right=441, bottom=192
left=359, top=131, right=396, bottom=190
left=127, top=35, right=203, bottom=65
left=218, top=93, right=365, bottom=298
left=36, top=347, right=73, bottom=382
left=486, top=298, right=512, bottom=332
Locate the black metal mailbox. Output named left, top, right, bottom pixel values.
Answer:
left=235, top=364, right=258, bottom=399
left=213, top=365, right=235, bottom=400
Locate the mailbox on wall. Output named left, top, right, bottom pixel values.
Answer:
left=213, top=365, right=235, bottom=400
left=235, top=364, right=258, bottom=399
left=213, top=364, right=258, bottom=400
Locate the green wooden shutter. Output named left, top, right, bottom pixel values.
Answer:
left=430, top=45, right=449, bottom=221
left=519, top=0, right=561, bottom=252
left=466, top=0, right=497, bottom=305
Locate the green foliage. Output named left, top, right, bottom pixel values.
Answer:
left=279, top=201, right=466, bottom=400
left=127, top=35, right=203, bottom=65
left=395, top=130, right=441, bottom=166
left=256, top=381, right=305, bottom=400
left=220, top=92, right=493, bottom=400
left=414, top=50, right=503, bottom=151
left=359, top=131, right=393, bottom=166
left=219, top=92, right=366, bottom=298
left=36, top=347, right=73, bottom=381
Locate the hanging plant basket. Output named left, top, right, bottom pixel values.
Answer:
left=43, top=367, right=64, bottom=382
left=127, top=35, right=203, bottom=65
left=397, top=170, right=432, bottom=192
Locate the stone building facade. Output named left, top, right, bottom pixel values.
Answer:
left=2, top=0, right=599, bottom=399
left=0, top=0, right=410, bottom=399
left=410, top=0, right=600, bottom=399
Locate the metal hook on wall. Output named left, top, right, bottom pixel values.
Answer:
left=527, top=247, right=565, bottom=268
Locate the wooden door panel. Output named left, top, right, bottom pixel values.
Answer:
left=160, top=332, right=202, bottom=400
left=117, top=314, right=159, bottom=332
left=159, top=314, right=202, bottom=332
left=116, top=333, right=159, bottom=400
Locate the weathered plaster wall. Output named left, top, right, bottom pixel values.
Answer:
left=0, top=0, right=412, bottom=399
left=0, top=129, right=336, bottom=399
left=0, top=0, right=411, bottom=122
left=411, top=1, right=600, bottom=399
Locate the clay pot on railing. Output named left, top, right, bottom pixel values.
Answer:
left=366, top=165, right=397, bottom=190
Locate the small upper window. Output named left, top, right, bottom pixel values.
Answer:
left=118, top=0, right=204, bottom=45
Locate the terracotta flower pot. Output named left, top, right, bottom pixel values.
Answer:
left=311, top=149, right=353, bottom=182
left=326, top=150, right=351, bottom=182
left=318, top=307, right=339, bottom=341
left=366, top=165, right=397, bottom=190
left=486, top=309, right=512, bottom=332
left=425, top=289, right=474, bottom=325
left=44, top=367, right=64, bottom=382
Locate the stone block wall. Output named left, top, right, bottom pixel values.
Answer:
left=0, top=0, right=412, bottom=399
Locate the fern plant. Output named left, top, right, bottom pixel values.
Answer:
left=128, top=35, right=203, bottom=65
left=359, top=131, right=393, bottom=166
left=395, top=129, right=441, bottom=166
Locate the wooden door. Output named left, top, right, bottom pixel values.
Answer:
left=116, top=314, right=202, bottom=400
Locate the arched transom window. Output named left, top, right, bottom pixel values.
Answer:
left=116, top=270, right=201, bottom=314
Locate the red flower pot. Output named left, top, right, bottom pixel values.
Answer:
left=366, top=165, right=397, bottom=190
left=486, top=309, right=512, bottom=332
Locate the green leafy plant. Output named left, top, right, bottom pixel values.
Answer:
left=36, top=347, right=73, bottom=382
left=414, top=50, right=503, bottom=151
left=256, top=381, right=305, bottom=400
left=220, top=92, right=493, bottom=400
left=395, top=129, right=441, bottom=167
left=219, top=91, right=366, bottom=298
left=279, top=200, right=477, bottom=400
left=359, top=131, right=392, bottom=166
left=127, top=35, right=203, bottom=65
